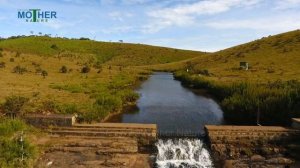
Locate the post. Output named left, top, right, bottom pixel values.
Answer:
left=20, top=131, right=24, bottom=163
left=257, top=101, right=261, bottom=126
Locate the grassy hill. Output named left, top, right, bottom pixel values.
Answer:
left=166, top=30, right=300, bottom=126
left=0, top=36, right=205, bottom=66
left=0, top=36, right=205, bottom=123
left=154, top=30, right=300, bottom=82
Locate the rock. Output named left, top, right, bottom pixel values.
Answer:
left=251, top=155, right=265, bottom=162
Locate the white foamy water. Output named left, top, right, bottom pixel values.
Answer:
left=155, top=139, right=213, bottom=168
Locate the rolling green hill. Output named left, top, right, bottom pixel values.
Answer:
left=0, top=36, right=205, bottom=66
left=166, top=30, right=300, bottom=126
left=154, top=30, right=300, bottom=82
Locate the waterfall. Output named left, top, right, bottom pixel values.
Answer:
left=155, top=139, right=213, bottom=168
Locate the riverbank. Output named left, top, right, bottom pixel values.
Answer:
left=174, top=71, right=300, bottom=126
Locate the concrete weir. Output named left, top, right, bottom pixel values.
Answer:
left=35, top=121, right=157, bottom=167
left=48, top=123, right=157, bottom=146
left=205, top=125, right=300, bottom=168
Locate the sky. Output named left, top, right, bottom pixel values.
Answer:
left=0, top=0, right=300, bottom=52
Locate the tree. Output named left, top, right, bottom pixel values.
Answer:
left=38, top=32, right=42, bottom=36
left=0, top=62, right=5, bottom=68
left=60, top=66, right=68, bottom=73
left=81, top=65, right=90, bottom=73
left=41, top=70, right=48, bottom=78
left=12, top=65, right=27, bottom=74
left=2, top=95, right=29, bottom=117
left=30, top=31, right=34, bottom=35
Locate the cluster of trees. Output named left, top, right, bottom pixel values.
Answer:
left=175, top=71, right=300, bottom=126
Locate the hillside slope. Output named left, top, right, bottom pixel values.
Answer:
left=0, top=36, right=206, bottom=66
left=155, top=30, right=300, bottom=82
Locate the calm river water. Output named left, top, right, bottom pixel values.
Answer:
left=108, top=72, right=223, bottom=134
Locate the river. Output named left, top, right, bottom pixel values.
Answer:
left=108, top=72, right=223, bottom=168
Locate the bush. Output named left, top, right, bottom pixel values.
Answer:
left=95, top=94, right=123, bottom=112
left=39, top=100, right=58, bottom=113
left=0, top=118, right=37, bottom=167
left=1, top=96, right=29, bottom=117
left=0, top=62, right=5, bottom=68
left=50, top=44, right=58, bottom=50
left=58, top=104, right=78, bottom=114
left=81, top=65, right=90, bottom=73
left=118, top=90, right=139, bottom=102
left=9, top=58, right=14, bottom=62
left=60, top=65, right=68, bottom=73
left=81, top=95, right=123, bottom=122
left=12, top=66, right=27, bottom=74
left=41, top=70, right=48, bottom=78
left=0, top=52, right=3, bottom=57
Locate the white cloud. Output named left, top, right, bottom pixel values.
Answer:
left=121, top=0, right=151, bottom=5
left=274, top=0, right=300, bottom=10
left=108, top=11, right=133, bottom=21
left=205, top=15, right=300, bottom=32
left=144, top=0, right=261, bottom=33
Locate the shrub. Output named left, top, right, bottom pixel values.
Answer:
left=58, top=103, right=78, bottom=114
left=0, top=62, right=5, bottom=68
left=1, top=95, right=29, bottom=117
left=81, top=94, right=123, bottom=122
left=41, top=70, right=48, bottom=78
left=12, top=65, right=27, bottom=74
left=0, top=118, right=37, bottom=167
left=35, top=67, right=42, bottom=74
left=81, top=65, right=90, bottom=73
left=118, top=90, right=139, bottom=102
left=9, top=58, right=14, bottom=62
left=0, top=52, right=3, bottom=57
left=95, top=94, right=122, bottom=111
left=40, top=100, right=58, bottom=112
left=60, top=65, right=68, bottom=73
left=50, top=44, right=58, bottom=50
